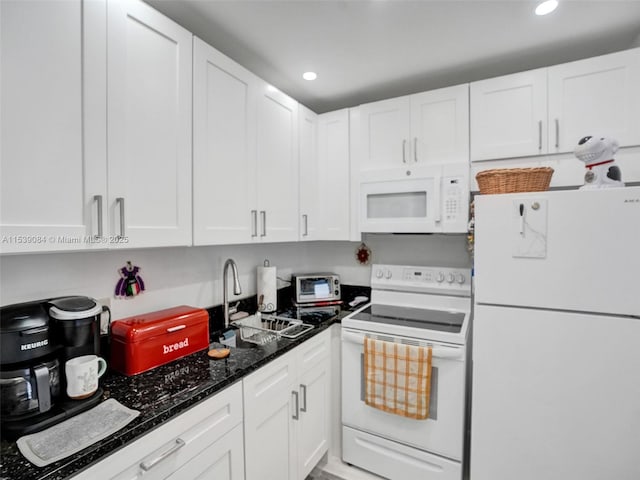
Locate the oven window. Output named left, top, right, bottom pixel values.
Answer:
left=366, top=192, right=426, bottom=219
left=353, top=305, right=464, bottom=333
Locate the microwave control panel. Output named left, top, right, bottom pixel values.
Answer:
left=442, top=176, right=463, bottom=223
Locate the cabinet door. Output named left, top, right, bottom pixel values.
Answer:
left=256, top=84, right=299, bottom=243
left=548, top=48, right=640, bottom=153
left=299, top=105, right=319, bottom=241
left=243, top=352, right=298, bottom=480
left=193, top=37, right=258, bottom=245
left=297, top=360, right=330, bottom=480
left=359, top=96, right=411, bottom=170
left=166, top=424, right=245, bottom=480
left=0, top=0, right=106, bottom=253
left=411, top=84, right=469, bottom=166
left=470, top=68, right=547, bottom=161
left=107, top=0, right=192, bottom=248
left=318, top=109, right=351, bottom=241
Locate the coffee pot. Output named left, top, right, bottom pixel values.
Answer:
left=0, top=296, right=109, bottom=439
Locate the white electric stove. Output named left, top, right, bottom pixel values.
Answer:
left=341, top=264, right=471, bottom=480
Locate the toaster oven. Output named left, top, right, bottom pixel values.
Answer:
left=292, top=273, right=341, bottom=305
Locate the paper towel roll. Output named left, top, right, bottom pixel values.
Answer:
left=257, top=262, right=277, bottom=313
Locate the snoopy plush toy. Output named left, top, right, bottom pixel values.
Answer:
left=574, top=135, right=624, bottom=189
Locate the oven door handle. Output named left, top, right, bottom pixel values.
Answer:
left=342, top=330, right=464, bottom=360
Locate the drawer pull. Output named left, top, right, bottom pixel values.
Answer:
left=140, top=438, right=185, bottom=471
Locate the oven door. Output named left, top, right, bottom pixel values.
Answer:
left=341, top=327, right=466, bottom=461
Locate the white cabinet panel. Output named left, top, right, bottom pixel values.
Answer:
left=299, top=106, right=320, bottom=240
left=107, top=0, right=192, bottom=248
left=359, top=96, right=412, bottom=170
left=318, top=110, right=351, bottom=240
left=0, top=0, right=106, bottom=253
left=548, top=47, right=640, bottom=153
left=300, top=108, right=351, bottom=241
left=243, top=330, right=331, bottom=480
left=297, top=361, right=330, bottom=479
left=193, top=37, right=258, bottom=245
left=243, top=352, right=298, bottom=480
left=256, top=85, right=299, bottom=242
left=470, top=68, right=547, bottom=161
left=410, top=84, right=469, bottom=165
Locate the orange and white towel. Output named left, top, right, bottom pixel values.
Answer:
left=364, top=337, right=432, bottom=420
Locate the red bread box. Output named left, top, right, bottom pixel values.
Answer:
left=110, top=306, right=209, bottom=376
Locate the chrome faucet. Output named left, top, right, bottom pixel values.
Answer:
left=223, top=258, right=242, bottom=328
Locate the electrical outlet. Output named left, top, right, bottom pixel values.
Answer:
left=97, top=297, right=112, bottom=335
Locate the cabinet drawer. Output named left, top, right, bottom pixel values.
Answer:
left=72, top=382, right=243, bottom=479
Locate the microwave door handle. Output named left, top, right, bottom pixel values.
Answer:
left=433, top=175, right=441, bottom=224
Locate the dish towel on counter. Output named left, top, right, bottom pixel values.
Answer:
left=16, top=398, right=139, bottom=467
left=364, top=337, right=433, bottom=420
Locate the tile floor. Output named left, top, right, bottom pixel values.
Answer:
left=305, top=464, right=346, bottom=480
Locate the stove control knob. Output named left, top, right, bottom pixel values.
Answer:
left=385, top=270, right=393, bottom=279
left=375, top=269, right=383, bottom=279
left=447, top=273, right=455, bottom=283
left=456, top=273, right=466, bottom=284
left=436, top=272, right=445, bottom=283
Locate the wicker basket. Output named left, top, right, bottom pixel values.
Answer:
left=475, top=167, right=554, bottom=194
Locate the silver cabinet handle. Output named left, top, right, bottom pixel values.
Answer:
left=555, top=118, right=559, bottom=149
left=413, top=137, right=418, bottom=163
left=140, top=438, right=185, bottom=471
left=251, top=210, right=257, bottom=237
left=538, top=121, right=542, bottom=151
left=260, top=211, right=266, bottom=237
left=292, top=390, right=299, bottom=420
left=302, top=214, right=308, bottom=237
left=300, top=384, right=307, bottom=412
left=116, top=197, right=125, bottom=239
left=402, top=139, right=407, bottom=163
left=93, top=195, right=103, bottom=239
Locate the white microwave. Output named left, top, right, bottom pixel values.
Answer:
left=359, top=163, right=469, bottom=233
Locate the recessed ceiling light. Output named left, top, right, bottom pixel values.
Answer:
left=303, top=71, right=317, bottom=81
left=535, top=0, right=558, bottom=16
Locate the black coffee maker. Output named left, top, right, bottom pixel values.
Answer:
left=0, top=296, right=109, bottom=439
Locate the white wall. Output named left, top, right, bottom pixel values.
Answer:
left=0, top=235, right=470, bottom=320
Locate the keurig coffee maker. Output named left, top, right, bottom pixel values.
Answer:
left=0, top=296, right=109, bottom=439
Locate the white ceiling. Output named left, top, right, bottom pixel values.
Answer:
left=146, top=0, right=640, bottom=113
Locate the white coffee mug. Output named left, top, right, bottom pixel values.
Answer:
left=65, top=355, right=107, bottom=400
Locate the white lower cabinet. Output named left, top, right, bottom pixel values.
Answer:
left=72, top=382, right=244, bottom=480
left=243, top=330, right=331, bottom=480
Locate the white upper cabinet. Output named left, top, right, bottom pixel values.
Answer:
left=0, top=0, right=106, bottom=254
left=470, top=69, right=547, bottom=161
left=471, top=48, right=640, bottom=162
left=359, top=85, right=469, bottom=171
left=410, top=84, right=470, bottom=165
left=299, top=106, right=320, bottom=240
left=547, top=48, right=640, bottom=153
left=193, top=37, right=258, bottom=246
left=318, top=109, right=351, bottom=241
left=359, top=96, right=412, bottom=170
left=107, top=0, right=193, bottom=248
left=255, top=84, right=299, bottom=243
left=299, top=108, right=351, bottom=241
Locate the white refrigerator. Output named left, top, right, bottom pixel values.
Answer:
left=470, top=186, right=640, bottom=480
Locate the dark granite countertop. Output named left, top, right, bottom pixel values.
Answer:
left=0, top=293, right=366, bottom=480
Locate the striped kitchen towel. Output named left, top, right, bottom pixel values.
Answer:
left=364, top=337, right=432, bottom=419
